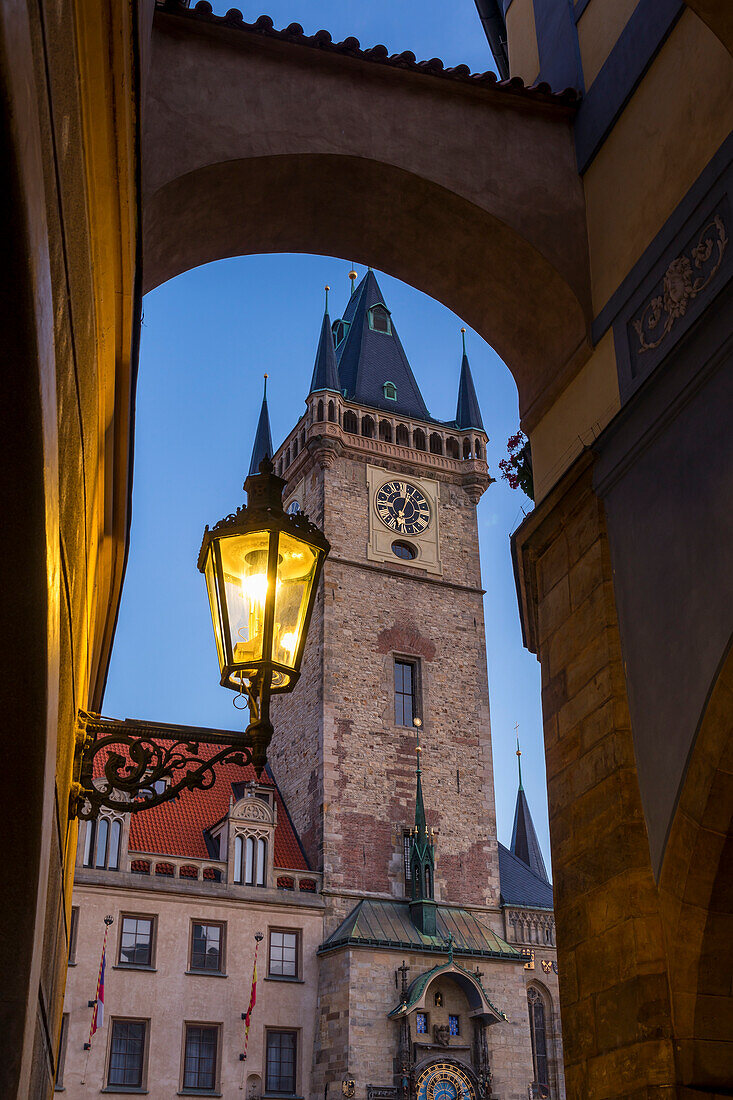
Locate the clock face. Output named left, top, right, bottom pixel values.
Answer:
left=375, top=480, right=431, bottom=536
left=416, top=1062, right=475, bottom=1100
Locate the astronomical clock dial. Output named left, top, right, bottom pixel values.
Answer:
left=416, top=1062, right=476, bottom=1100
left=375, top=480, right=431, bottom=536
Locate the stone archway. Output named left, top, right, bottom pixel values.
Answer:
left=142, top=4, right=593, bottom=427
left=659, top=638, right=733, bottom=1094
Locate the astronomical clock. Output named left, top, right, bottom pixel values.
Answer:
left=366, top=465, right=442, bottom=575
left=416, top=1062, right=476, bottom=1100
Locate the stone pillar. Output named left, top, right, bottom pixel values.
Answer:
left=513, top=455, right=678, bottom=1099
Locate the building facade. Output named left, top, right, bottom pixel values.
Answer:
left=60, top=276, right=563, bottom=1100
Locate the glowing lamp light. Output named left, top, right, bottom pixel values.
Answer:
left=198, top=457, right=329, bottom=772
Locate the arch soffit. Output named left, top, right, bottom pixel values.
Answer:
left=388, top=962, right=506, bottom=1024
left=143, top=15, right=592, bottom=423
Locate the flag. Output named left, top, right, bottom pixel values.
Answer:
left=92, top=947, right=106, bottom=1035
left=242, top=933, right=263, bottom=1062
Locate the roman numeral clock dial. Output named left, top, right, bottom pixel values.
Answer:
left=375, top=480, right=431, bottom=536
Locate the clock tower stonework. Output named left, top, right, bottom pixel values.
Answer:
left=268, top=273, right=546, bottom=1099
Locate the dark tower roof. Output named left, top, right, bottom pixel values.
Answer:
left=510, top=741, right=549, bottom=884
left=334, top=270, right=430, bottom=419
left=309, top=289, right=341, bottom=395
left=247, top=377, right=274, bottom=476
left=455, top=332, right=485, bottom=431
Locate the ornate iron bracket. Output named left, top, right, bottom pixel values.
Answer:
left=70, top=711, right=254, bottom=820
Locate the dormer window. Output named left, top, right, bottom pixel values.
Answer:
left=383, top=381, right=397, bottom=401
left=331, top=319, right=350, bottom=346
left=234, top=834, right=267, bottom=887
left=369, top=304, right=392, bottom=334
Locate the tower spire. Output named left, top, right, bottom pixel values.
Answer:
left=408, top=719, right=437, bottom=934
left=247, top=374, right=274, bottom=476
left=510, top=736, right=549, bottom=883
left=456, top=329, right=485, bottom=431
left=309, top=286, right=341, bottom=395
left=515, top=722, right=523, bottom=791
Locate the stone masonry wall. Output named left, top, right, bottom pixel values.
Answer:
left=514, top=458, right=677, bottom=1099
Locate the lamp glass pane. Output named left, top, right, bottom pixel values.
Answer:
left=273, top=531, right=319, bottom=672
left=219, top=530, right=272, bottom=678
left=204, top=550, right=225, bottom=673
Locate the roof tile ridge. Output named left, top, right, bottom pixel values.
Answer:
left=156, top=1, right=580, bottom=106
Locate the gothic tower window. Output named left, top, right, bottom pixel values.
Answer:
left=446, top=437, right=459, bottom=459
left=528, top=987, right=550, bottom=1094
left=396, top=423, right=409, bottom=446
left=413, top=428, right=426, bottom=451
left=317, top=400, right=324, bottom=422
left=328, top=400, right=336, bottom=422
left=343, top=410, right=358, bottom=434
left=463, top=438, right=471, bottom=459
left=394, top=659, right=418, bottom=727
left=379, top=420, right=392, bottom=442
left=361, top=415, right=375, bottom=438
left=429, top=433, right=443, bottom=455
left=368, top=304, right=392, bottom=334
left=474, top=438, right=482, bottom=459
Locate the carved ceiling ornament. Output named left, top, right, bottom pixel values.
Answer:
left=633, top=214, right=727, bottom=353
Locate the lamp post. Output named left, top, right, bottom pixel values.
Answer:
left=71, top=436, right=329, bottom=819
left=197, top=455, right=330, bottom=773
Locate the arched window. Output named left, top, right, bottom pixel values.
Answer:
left=300, top=429, right=305, bottom=450
left=332, top=319, right=350, bottom=346
left=528, top=988, right=550, bottom=1093
left=368, top=304, right=392, bottom=334
left=446, top=437, right=459, bottom=459
left=424, top=866, right=432, bottom=897
left=317, top=400, right=324, bottom=422
left=83, top=816, right=122, bottom=871
left=463, top=438, right=471, bottom=460
left=245, top=836, right=255, bottom=884
left=383, top=381, right=397, bottom=401
left=474, top=439, right=482, bottom=459
left=429, top=433, right=443, bottom=455
left=328, top=400, right=336, bottom=422
left=379, top=420, right=392, bottom=442
left=343, top=411, right=358, bottom=434
left=234, top=836, right=243, bottom=883
left=396, top=424, right=409, bottom=446
left=361, top=415, right=375, bottom=439
left=256, top=838, right=267, bottom=886
left=413, top=428, right=426, bottom=451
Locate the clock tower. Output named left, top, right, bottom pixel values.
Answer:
left=268, top=270, right=498, bottom=921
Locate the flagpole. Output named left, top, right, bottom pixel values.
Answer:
left=239, top=931, right=264, bottom=1090
left=81, top=914, right=114, bottom=1085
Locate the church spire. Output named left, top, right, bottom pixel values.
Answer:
left=455, top=329, right=485, bottom=431
left=247, top=375, right=274, bottom=476
left=510, top=736, right=549, bottom=884
left=408, top=719, right=437, bottom=934
left=334, top=269, right=430, bottom=419
left=309, top=286, right=341, bottom=395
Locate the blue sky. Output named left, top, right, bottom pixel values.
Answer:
left=104, top=3, right=552, bottom=871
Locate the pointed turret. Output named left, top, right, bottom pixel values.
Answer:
left=408, top=720, right=437, bottom=935
left=456, top=329, right=485, bottom=431
left=247, top=375, right=274, bottom=476
left=333, top=270, right=430, bottom=419
left=309, top=286, right=341, bottom=395
left=510, top=737, right=549, bottom=883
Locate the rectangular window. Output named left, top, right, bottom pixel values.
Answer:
left=119, top=915, right=154, bottom=968
left=448, top=1014, right=460, bottom=1036
left=415, top=1012, right=428, bottom=1035
left=268, top=930, right=299, bottom=978
left=68, top=906, right=79, bottom=964
left=55, top=1013, right=69, bottom=1090
left=190, top=922, right=224, bottom=973
left=183, top=1025, right=219, bottom=1092
left=394, top=659, right=418, bottom=727
left=108, top=1019, right=147, bottom=1089
left=266, top=1031, right=297, bottom=1095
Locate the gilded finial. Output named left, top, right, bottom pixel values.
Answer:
left=263, top=372, right=268, bottom=398
left=348, top=264, right=357, bottom=294
left=461, top=327, right=467, bottom=354
left=515, top=722, right=523, bottom=791
left=325, top=285, right=330, bottom=312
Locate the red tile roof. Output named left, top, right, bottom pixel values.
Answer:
left=122, top=748, right=309, bottom=871
left=156, top=0, right=580, bottom=106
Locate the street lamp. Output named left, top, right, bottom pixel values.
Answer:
left=198, top=455, right=329, bottom=773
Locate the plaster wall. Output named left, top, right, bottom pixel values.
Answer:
left=583, top=11, right=733, bottom=314
left=506, top=0, right=540, bottom=83
left=576, top=0, right=640, bottom=89
left=61, top=881, right=322, bottom=1098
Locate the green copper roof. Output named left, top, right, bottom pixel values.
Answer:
left=318, top=898, right=524, bottom=960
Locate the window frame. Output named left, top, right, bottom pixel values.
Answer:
left=188, top=920, right=226, bottom=976
left=68, top=906, right=79, bottom=965
left=233, top=833, right=268, bottom=887
left=180, top=1021, right=221, bottom=1096
left=415, top=1011, right=429, bottom=1036
left=105, top=1016, right=149, bottom=1093
left=528, top=986, right=550, bottom=1091
left=55, top=1012, right=69, bottom=1091
left=368, top=304, right=392, bottom=335
left=265, top=1028, right=299, bottom=1096
left=394, top=656, right=420, bottom=728
left=117, top=913, right=157, bottom=971
left=448, top=1014, right=460, bottom=1037
left=267, top=927, right=301, bottom=982
left=83, top=815, right=122, bottom=871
